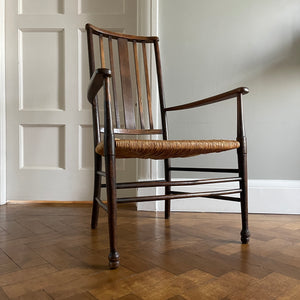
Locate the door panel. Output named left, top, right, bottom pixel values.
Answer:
left=6, top=0, right=138, bottom=201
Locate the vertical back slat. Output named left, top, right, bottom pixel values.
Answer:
left=133, top=41, right=145, bottom=129
left=108, top=37, right=120, bottom=128
left=142, top=43, right=153, bottom=129
left=99, top=35, right=105, bottom=68
left=118, top=38, right=136, bottom=129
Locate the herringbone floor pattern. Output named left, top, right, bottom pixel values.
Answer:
left=0, top=204, right=300, bottom=299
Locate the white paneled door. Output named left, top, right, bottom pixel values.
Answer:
left=6, top=0, right=138, bottom=201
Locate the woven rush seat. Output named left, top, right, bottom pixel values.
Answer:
left=95, top=139, right=240, bottom=159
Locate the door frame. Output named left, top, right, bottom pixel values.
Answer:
left=0, top=0, right=158, bottom=205
left=0, top=0, right=6, bottom=205
left=136, top=0, right=160, bottom=211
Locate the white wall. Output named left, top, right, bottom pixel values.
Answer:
left=159, top=0, right=300, bottom=181
left=139, top=0, right=300, bottom=213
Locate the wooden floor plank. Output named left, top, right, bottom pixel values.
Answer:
left=0, top=287, right=9, bottom=299
left=12, top=290, right=53, bottom=300
left=0, top=204, right=300, bottom=299
left=32, top=245, right=86, bottom=270
left=116, top=294, right=144, bottom=300
left=62, top=291, right=98, bottom=300
left=45, top=266, right=133, bottom=299
left=227, top=272, right=299, bottom=300
left=2, top=267, right=96, bottom=298
left=0, top=264, right=56, bottom=286
left=1, top=244, right=48, bottom=269
left=278, top=284, right=300, bottom=300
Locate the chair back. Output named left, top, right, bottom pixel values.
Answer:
left=86, top=24, right=167, bottom=146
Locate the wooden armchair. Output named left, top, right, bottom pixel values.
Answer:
left=86, top=23, right=250, bottom=269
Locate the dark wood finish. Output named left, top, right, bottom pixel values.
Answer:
left=133, top=41, right=145, bottom=129
left=91, top=154, right=102, bottom=228
left=202, top=194, right=242, bottom=201
left=116, top=189, right=242, bottom=203
left=85, top=23, right=250, bottom=269
left=164, top=159, right=171, bottom=219
left=95, top=197, right=108, bottom=212
left=99, top=35, right=105, bottom=67
left=103, top=76, right=119, bottom=268
left=87, top=68, right=111, bottom=104
left=237, top=93, right=250, bottom=244
left=100, top=176, right=242, bottom=189
left=87, top=26, right=103, bottom=231
left=153, top=40, right=168, bottom=141
left=153, top=41, right=171, bottom=219
left=170, top=167, right=239, bottom=173
left=108, top=37, right=121, bottom=128
left=164, top=87, right=249, bottom=112
left=1, top=204, right=300, bottom=299
left=142, top=43, right=153, bottom=129
left=118, top=38, right=136, bottom=129
left=87, top=23, right=159, bottom=42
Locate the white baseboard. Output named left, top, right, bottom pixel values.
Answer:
left=137, top=179, right=300, bottom=214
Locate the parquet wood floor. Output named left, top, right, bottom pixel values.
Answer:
left=0, top=203, right=300, bottom=299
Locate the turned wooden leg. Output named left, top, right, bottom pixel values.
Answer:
left=240, top=190, right=250, bottom=244
left=105, top=154, right=119, bottom=269
left=240, top=171, right=250, bottom=244
left=164, top=159, right=171, bottom=219
left=91, top=155, right=102, bottom=229
left=238, top=139, right=250, bottom=244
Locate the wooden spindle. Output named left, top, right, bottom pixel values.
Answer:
left=133, top=41, right=145, bottom=129
left=99, top=35, right=105, bottom=68
left=108, top=37, right=120, bottom=128
left=142, top=43, right=153, bottom=129
left=118, top=38, right=136, bottom=129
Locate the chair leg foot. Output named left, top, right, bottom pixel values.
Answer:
left=108, top=250, right=120, bottom=269
left=241, top=229, right=250, bottom=244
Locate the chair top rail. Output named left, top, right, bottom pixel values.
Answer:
left=86, top=23, right=158, bottom=43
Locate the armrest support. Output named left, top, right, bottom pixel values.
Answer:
left=87, top=68, right=111, bottom=104
left=164, top=87, right=249, bottom=112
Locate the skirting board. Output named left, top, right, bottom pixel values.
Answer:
left=137, top=179, right=300, bottom=214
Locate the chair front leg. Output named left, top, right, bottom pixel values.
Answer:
left=101, top=74, right=119, bottom=268
left=238, top=138, right=250, bottom=244
left=91, top=154, right=102, bottom=229
left=237, top=93, right=250, bottom=244
left=105, top=153, right=120, bottom=269
left=164, top=159, right=171, bottom=219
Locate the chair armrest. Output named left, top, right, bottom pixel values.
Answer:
left=87, top=68, right=111, bottom=104
left=164, top=87, right=249, bottom=112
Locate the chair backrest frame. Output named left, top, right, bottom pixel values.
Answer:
left=86, top=24, right=168, bottom=148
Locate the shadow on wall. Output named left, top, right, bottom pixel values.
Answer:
left=160, top=0, right=300, bottom=180
left=241, top=34, right=300, bottom=180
